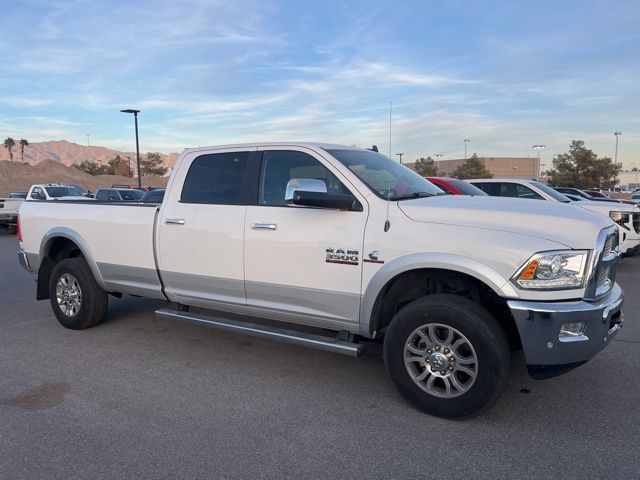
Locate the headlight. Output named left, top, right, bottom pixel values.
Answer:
left=609, top=211, right=630, bottom=228
left=512, top=250, right=590, bottom=290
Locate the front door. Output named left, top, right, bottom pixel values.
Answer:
left=244, top=147, right=368, bottom=329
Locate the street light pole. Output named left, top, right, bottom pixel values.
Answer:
left=396, top=153, right=403, bottom=164
left=121, top=109, right=142, bottom=189
left=614, top=132, right=622, bottom=167
left=464, top=139, right=470, bottom=160
left=532, top=145, right=545, bottom=180
left=434, top=154, right=443, bottom=176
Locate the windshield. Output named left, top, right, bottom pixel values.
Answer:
left=530, top=181, right=571, bottom=202
left=120, top=190, right=145, bottom=201
left=45, top=186, right=84, bottom=197
left=326, top=149, right=443, bottom=199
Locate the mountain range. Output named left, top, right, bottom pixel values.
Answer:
left=0, top=140, right=179, bottom=169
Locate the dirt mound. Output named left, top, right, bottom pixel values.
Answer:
left=0, top=160, right=168, bottom=197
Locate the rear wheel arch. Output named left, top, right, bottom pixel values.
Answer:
left=37, top=230, right=105, bottom=299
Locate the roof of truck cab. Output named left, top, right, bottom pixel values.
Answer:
left=182, top=142, right=364, bottom=154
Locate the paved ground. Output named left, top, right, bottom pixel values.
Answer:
left=1, top=231, right=638, bottom=479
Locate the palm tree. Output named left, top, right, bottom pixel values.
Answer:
left=3, top=137, right=15, bottom=162
left=19, top=139, right=29, bottom=163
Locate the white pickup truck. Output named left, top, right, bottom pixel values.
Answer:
left=17, top=143, right=624, bottom=417
left=469, top=178, right=640, bottom=256
left=0, top=197, right=22, bottom=234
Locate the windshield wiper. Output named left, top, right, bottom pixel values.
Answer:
left=389, top=192, right=435, bottom=201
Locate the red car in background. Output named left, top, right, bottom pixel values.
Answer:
left=427, top=177, right=488, bottom=196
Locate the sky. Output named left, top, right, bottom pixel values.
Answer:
left=1, top=0, right=639, bottom=167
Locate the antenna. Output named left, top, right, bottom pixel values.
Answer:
left=384, top=180, right=391, bottom=232
left=389, top=101, right=392, bottom=159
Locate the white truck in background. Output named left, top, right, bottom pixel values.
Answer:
left=17, top=143, right=624, bottom=417
left=26, top=184, right=92, bottom=201
left=0, top=197, right=22, bottom=234
left=469, top=178, right=640, bottom=256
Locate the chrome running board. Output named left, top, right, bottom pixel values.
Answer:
left=155, top=308, right=365, bottom=357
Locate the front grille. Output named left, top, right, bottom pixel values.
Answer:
left=603, top=233, right=617, bottom=255
left=596, top=265, right=611, bottom=287
left=633, top=212, right=640, bottom=234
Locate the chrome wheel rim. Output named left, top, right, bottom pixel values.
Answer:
left=56, top=274, right=82, bottom=317
left=404, top=323, right=478, bottom=398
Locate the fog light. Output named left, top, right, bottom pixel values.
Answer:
left=559, top=322, right=586, bottom=339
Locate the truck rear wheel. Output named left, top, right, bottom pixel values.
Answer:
left=383, top=294, right=510, bottom=418
left=49, top=258, right=108, bottom=330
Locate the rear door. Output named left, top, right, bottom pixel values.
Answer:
left=243, top=147, right=368, bottom=328
left=157, top=148, right=257, bottom=308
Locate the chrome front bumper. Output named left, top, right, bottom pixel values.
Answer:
left=508, top=283, right=623, bottom=378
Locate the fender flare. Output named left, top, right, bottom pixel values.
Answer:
left=40, top=227, right=107, bottom=289
left=358, top=253, right=519, bottom=337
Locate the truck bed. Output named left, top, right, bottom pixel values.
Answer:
left=19, top=200, right=165, bottom=298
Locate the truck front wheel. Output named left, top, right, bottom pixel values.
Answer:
left=49, top=258, right=108, bottom=330
left=383, top=294, right=510, bottom=418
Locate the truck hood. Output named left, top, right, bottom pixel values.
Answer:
left=571, top=200, right=639, bottom=214
left=398, top=196, right=613, bottom=249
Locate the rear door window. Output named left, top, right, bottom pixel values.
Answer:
left=181, top=152, right=252, bottom=205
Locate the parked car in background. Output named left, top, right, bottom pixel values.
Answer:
left=18, top=142, right=624, bottom=418
left=10, top=192, right=28, bottom=199
left=584, top=189, right=637, bottom=205
left=140, top=189, right=165, bottom=203
left=470, top=178, right=640, bottom=256
left=0, top=197, right=23, bottom=234
left=630, top=193, right=640, bottom=203
left=95, top=188, right=146, bottom=202
left=555, top=187, right=611, bottom=202
left=27, top=184, right=93, bottom=201
left=554, top=187, right=633, bottom=205
left=426, top=177, right=487, bottom=196
left=111, top=184, right=162, bottom=192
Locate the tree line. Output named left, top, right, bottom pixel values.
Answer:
left=411, top=140, right=621, bottom=188
left=75, top=153, right=168, bottom=177
left=413, top=153, right=493, bottom=179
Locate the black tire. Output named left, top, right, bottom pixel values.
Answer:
left=49, top=258, right=108, bottom=330
left=6, top=225, right=17, bottom=235
left=383, top=294, right=510, bottom=418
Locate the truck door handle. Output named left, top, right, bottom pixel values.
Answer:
left=251, top=223, right=277, bottom=230
left=165, top=218, right=185, bottom=225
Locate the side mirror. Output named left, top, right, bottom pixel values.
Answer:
left=30, top=192, right=41, bottom=200
left=292, top=191, right=362, bottom=211
left=284, top=179, right=327, bottom=201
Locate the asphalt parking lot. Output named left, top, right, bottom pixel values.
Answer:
left=1, top=231, right=639, bottom=479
